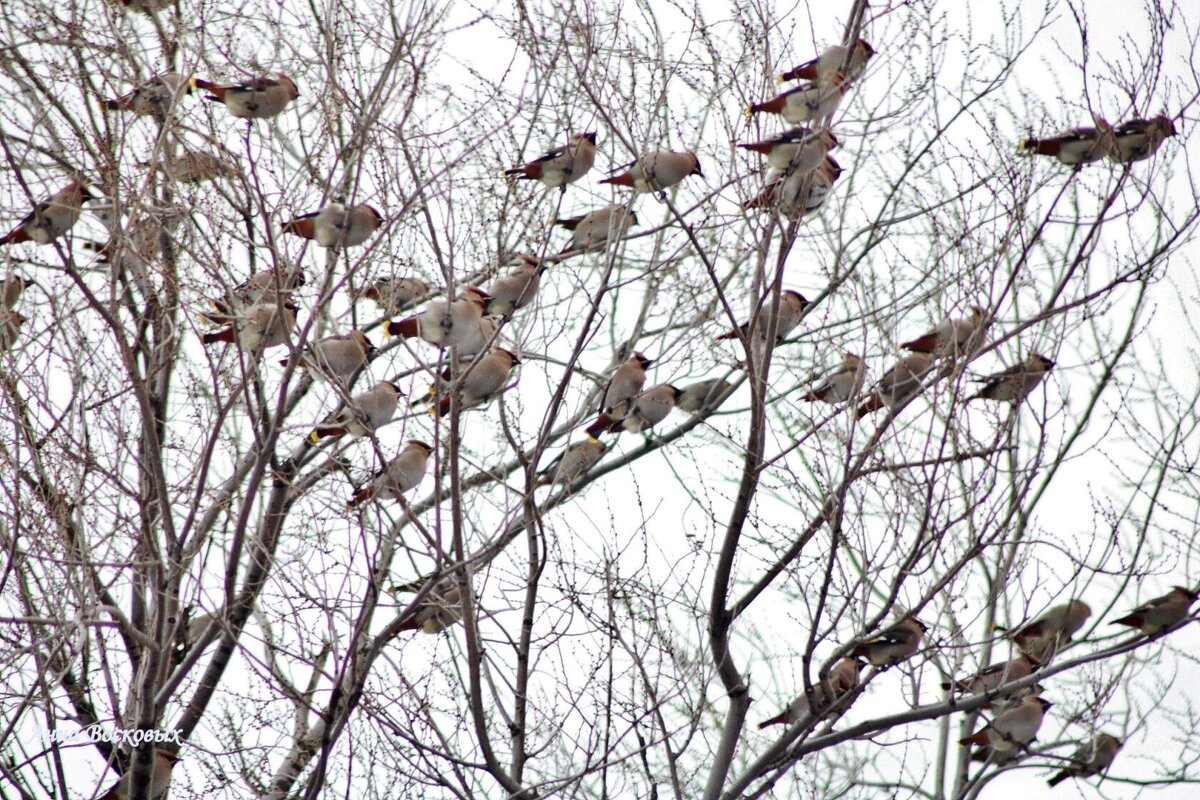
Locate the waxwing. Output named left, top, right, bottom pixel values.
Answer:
left=201, top=298, right=298, bottom=351
left=347, top=441, right=433, bottom=507
left=851, top=617, right=927, bottom=666
left=101, top=72, right=191, bottom=120
left=586, top=383, right=681, bottom=437
left=1110, top=586, right=1197, bottom=636
left=0, top=181, right=96, bottom=246
left=900, top=306, right=987, bottom=359
left=191, top=72, right=299, bottom=119
left=1047, top=733, right=1122, bottom=788
left=716, top=290, right=809, bottom=344
left=1107, top=115, right=1177, bottom=163
left=801, top=352, right=866, bottom=404
left=780, top=38, right=874, bottom=85
left=280, top=330, right=375, bottom=385
left=536, top=437, right=607, bottom=486
left=960, top=695, right=1052, bottom=754
left=282, top=202, right=383, bottom=248
left=386, top=286, right=491, bottom=349
left=503, top=132, right=597, bottom=191
left=748, top=79, right=846, bottom=125
left=968, top=354, right=1055, bottom=404
left=737, top=127, right=838, bottom=173
left=418, top=348, right=520, bottom=416
left=854, top=352, right=934, bottom=419
left=96, top=748, right=181, bottom=800
left=485, top=254, right=545, bottom=316
left=600, top=149, right=703, bottom=193
left=556, top=204, right=638, bottom=253
left=599, top=352, right=653, bottom=419
left=309, top=380, right=402, bottom=442
left=357, top=276, right=430, bottom=316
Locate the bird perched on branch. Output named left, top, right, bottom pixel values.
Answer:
left=801, top=352, right=866, bottom=404
left=96, top=748, right=181, bottom=800
left=900, top=306, right=987, bottom=359
left=1018, top=122, right=1113, bottom=167
left=1109, top=586, right=1197, bottom=636
left=850, top=617, right=926, bottom=666
left=716, top=290, right=809, bottom=344
left=941, top=652, right=1039, bottom=697
left=677, top=379, right=733, bottom=413
left=386, top=286, right=491, bottom=349
left=967, top=353, right=1054, bottom=404
left=2, top=274, right=33, bottom=310
left=748, top=78, right=846, bottom=125
left=1047, top=733, right=1122, bottom=788
left=1106, top=115, right=1177, bottom=163
left=854, top=352, right=933, bottom=419
left=737, top=127, right=838, bottom=174
left=415, top=348, right=520, bottom=416
left=210, top=269, right=305, bottom=316
left=1008, top=599, right=1090, bottom=660
left=744, top=155, right=842, bottom=217
left=757, top=656, right=862, bottom=729
left=101, top=72, right=191, bottom=120
left=309, top=380, right=402, bottom=442
left=0, top=309, right=26, bottom=352
left=779, top=38, right=874, bottom=86
left=356, top=276, right=430, bottom=316
left=347, top=440, right=433, bottom=507
left=395, top=578, right=464, bottom=634
left=0, top=181, right=96, bottom=246
left=586, top=383, right=681, bottom=437
left=960, top=695, right=1052, bottom=755
left=536, top=437, right=607, bottom=486
left=201, top=298, right=298, bottom=351
left=484, top=254, right=545, bottom=316
left=599, top=352, right=653, bottom=420
left=160, top=149, right=237, bottom=184
left=503, top=132, right=597, bottom=191
left=282, top=202, right=383, bottom=248
left=191, top=72, right=299, bottom=119
left=280, top=331, right=375, bottom=385
left=599, top=150, right=703, bottom=194
left=556, top=204, right=638, bottom=253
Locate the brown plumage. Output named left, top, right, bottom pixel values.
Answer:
left=96, top=748, right=181, bottom=800
left=899, top=306, right=987, bottom=358
left=959, top=695, right=1052, bottom=754
left=967, top=353, right=1055, bottom=404
left=586, top=384, right=681, bottom=437
left=0, top=181, right=96, bottom=246
left=1107, top=115, right=1177, bottom=163
left=743, top=155, right=842, bottom=218
left=504, top=132, right=597, bottom=191
left=396, top=578, right=464, bottom=634
left=191, top=73, right=299, bottom=119
left=757, top=657, right=862, bottom=729
left=854, top=352, right=934, bottom=419
left=737, top=127, right=838, bottom=173
left=1109, top=586, right=1197, bottom=635
left=801, top=352, right=866, bottom=404
left=386, top=286, right=491, bottom=348
left=556, top=204, right=638, bottom=253
left=419, top=348, right=521, bottom=416
left=716, top=290, right=809, bottom=343
left=282, top=203, right=383, bottom=248
left=599, top=150, right=703, bottom=193
left=599, top=352, right=653, bottom=418
left=485, top=255, right=544, bottom=316
left=941, top=652, right=1039, bottom=695
left=780, top=38, right=875, bottom=84
left=201, top=298, right=298, bottom=351
left=1018, top=124, right=1112, bottom=166
left=1011, top=600, right=1091, bottom=659
left=851, top=617, right=927, bottom=666
left=309, top=380, right=402, bottom=442
left=748, top=79, right=846, bottom=125
left=1047, top=733, right=1122, bottom=788
left=101, top=72, right=191, bottom=119
left=536, top=438, right=607, bottom=486
left=347, top=441, right=433, bottom=507
left=280, top=330, right=375, bottom=384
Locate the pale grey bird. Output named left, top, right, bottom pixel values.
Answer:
left=851, top=617, right=927, bottom=666
left=192, top=72, right=300, bottom=119
left=504, top=132, right=598, bottom=191
left=748, top=79, right=846, bottom=125
left=900, top=306, right=987, bottom=358
left=358, top=276, right=430, bottom=316
left=387, top=287, right=491, bottom=348
left=418, top=348, right=520, bottom=416
left=485, top=255, right=545, bottom=316
left=801, top=352, right=866, bottom=404
left=201, top=298, right=298, bottom=351
left=280, top=330, right=375, bottom=384
left=1110, top=586, right=1197, bottom=635
left=1011, top=600, right=1091, bottom=659
left=283, top=202, right=383, bottom=248
left=960, top=695, right=1052, bottom=754
left=780, top=38, right=875, bottom=85
left=396, top=578, right=464, bottom=634
left=968, top=353, right=1055, bottom=404
left=941, top=652, right=1040, bottom=696
left=556, top=204, right=638, bottom=252
left=347, top=440, right=434, bottom=507
left=854, top=352, right=934, bottom=418
left=737, top=127, right=838, bottom=173
left=0, top=181, right=96, bottom=246
left=536, top=438, right=607, bottom=486
left=1047, top=733, right=1122, bottom=787
left=587, top=383, right=681, bottom=437
left=309, top=380, right=402, bottom=442
left=600, top=149, right=703, bottom=193
left=676, top=379, right=733, bottom=413
left=715, top=290, right=809, bottom=344
left=599, top=352, right=653, bottom=418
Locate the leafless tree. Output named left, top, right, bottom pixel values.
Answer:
left=1, top=1, right=1198, bottom=799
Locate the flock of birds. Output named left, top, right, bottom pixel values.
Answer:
left=0, top=21, right=1187, bottom=798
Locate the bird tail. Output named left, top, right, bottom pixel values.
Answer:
left=854, top=395, right=883, bottom=419
left=397, top=614, right=423, bottom=632
left=900, top=334, right=938, bottom=353
left=347, top=484, right=375, bottom=509
left=554, top=217, right=581, bottom=231
left=310, top=425, right=347, bottom=443
left=1109, top=614, right=1142, bottom=628
left=598, top=173, right=635, bottom=188
left=1017, top=138, right=1059, bottom=156
left=100, top=96, right=130, bottom=111
left=282, top=217, right=316, bottom=239
left=736, top=141, right=775, bottom=155
left=585, top=414, right=620, bottom=438
left=1046, top=771, right=1070, bottom=788
left=201, top=327, right=236, bottom=345
left=959, top=730, right=990, bottom=747
left=0, top=228, right=31, bottom=246
left=387, top=317, right=420, bottom=338
left=779, top=59, right=819, bottom=82
left=747, top=96, right=786, bottom=116
left=757, top=712, right=788, bottom=730
left=502, top=167, right=531, bottom=179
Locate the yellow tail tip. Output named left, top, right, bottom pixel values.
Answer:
left=777, top=73, right=787, bottom=83
left=745, top=105, right=755, bottom=117
left=309, top=430, right=322, bottom=443
left=189, top=76, right=202, bottom=90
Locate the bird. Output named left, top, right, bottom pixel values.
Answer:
left=503, top=132, right=598, bottom=191
left=417, top=348, right=521, bottom=416
left=599, top=352, right=653, bottom=419
left=115, top=0, right=174, bottom=11
left=556, top=204, right=638, bottom=253
left=801, top=352, right=866, bottom=404
left=0, top=309, right=26, bottom=352
left=737, top=127, right=838, bottom=173
left=101, top=72, right=191, bottom=119
left=757, top=656, right=862, bottom=729
left=536, top=437, right=607, bottom=486
left=780, top=38, right=875, bottom=85
left=941, top=652, right=1040, bottom=696
left=1109, top=586, right=1197, bottom=636
left=161, top=149, right=236, bottom=184
left=1018, top=123, right=1113, bottom=167
left=854, top=352, right=934, bottom=419
left=96, top=748, right=181, bottom=800
left=201, top=298, right=298, bottom=351
left=715, top=290, right=809, bottom=344
left=1047, top=733, right=1122, bottom=788
left=599, top=150, right=704, bottom=193
left=959, top=695, right=1052, bottom=754
left=743, top=155, right=842, bottom=217
left=748, top=78, right=846, bottom=125
left=396, top=579, right=463, bottom=633
left=347, top=440, right=433, bottom=507
left=279, top=330, right=375, bottom=385
left=386, top=286, right=491, bottom=348
left=967, top=354, right=1055, bottom=404
left=484, top=254, right=545, bottom=316
left=586, top=383, right=681, bottom=437
left=210, top=269, right=306, bottom=316
left=1010, top=600, right=1091, bottom=659
left=309, top=380, right=402, bottom=442
left=0, top=181, right=96, bottom=246
left=1107, top=115, right=1177, bottom=163
left=356, top=276, right=430, bottom=316
left=676, top=379, right=733, bottom=413
left=900, top=306, right=987, bottom=359
left=282, top=202, right=383, bottom=248
left=191, top=72, right=300, bottom=119
left=851, top=617, right=927, bottom=666
left=2, top=274, right=31, bottom=310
